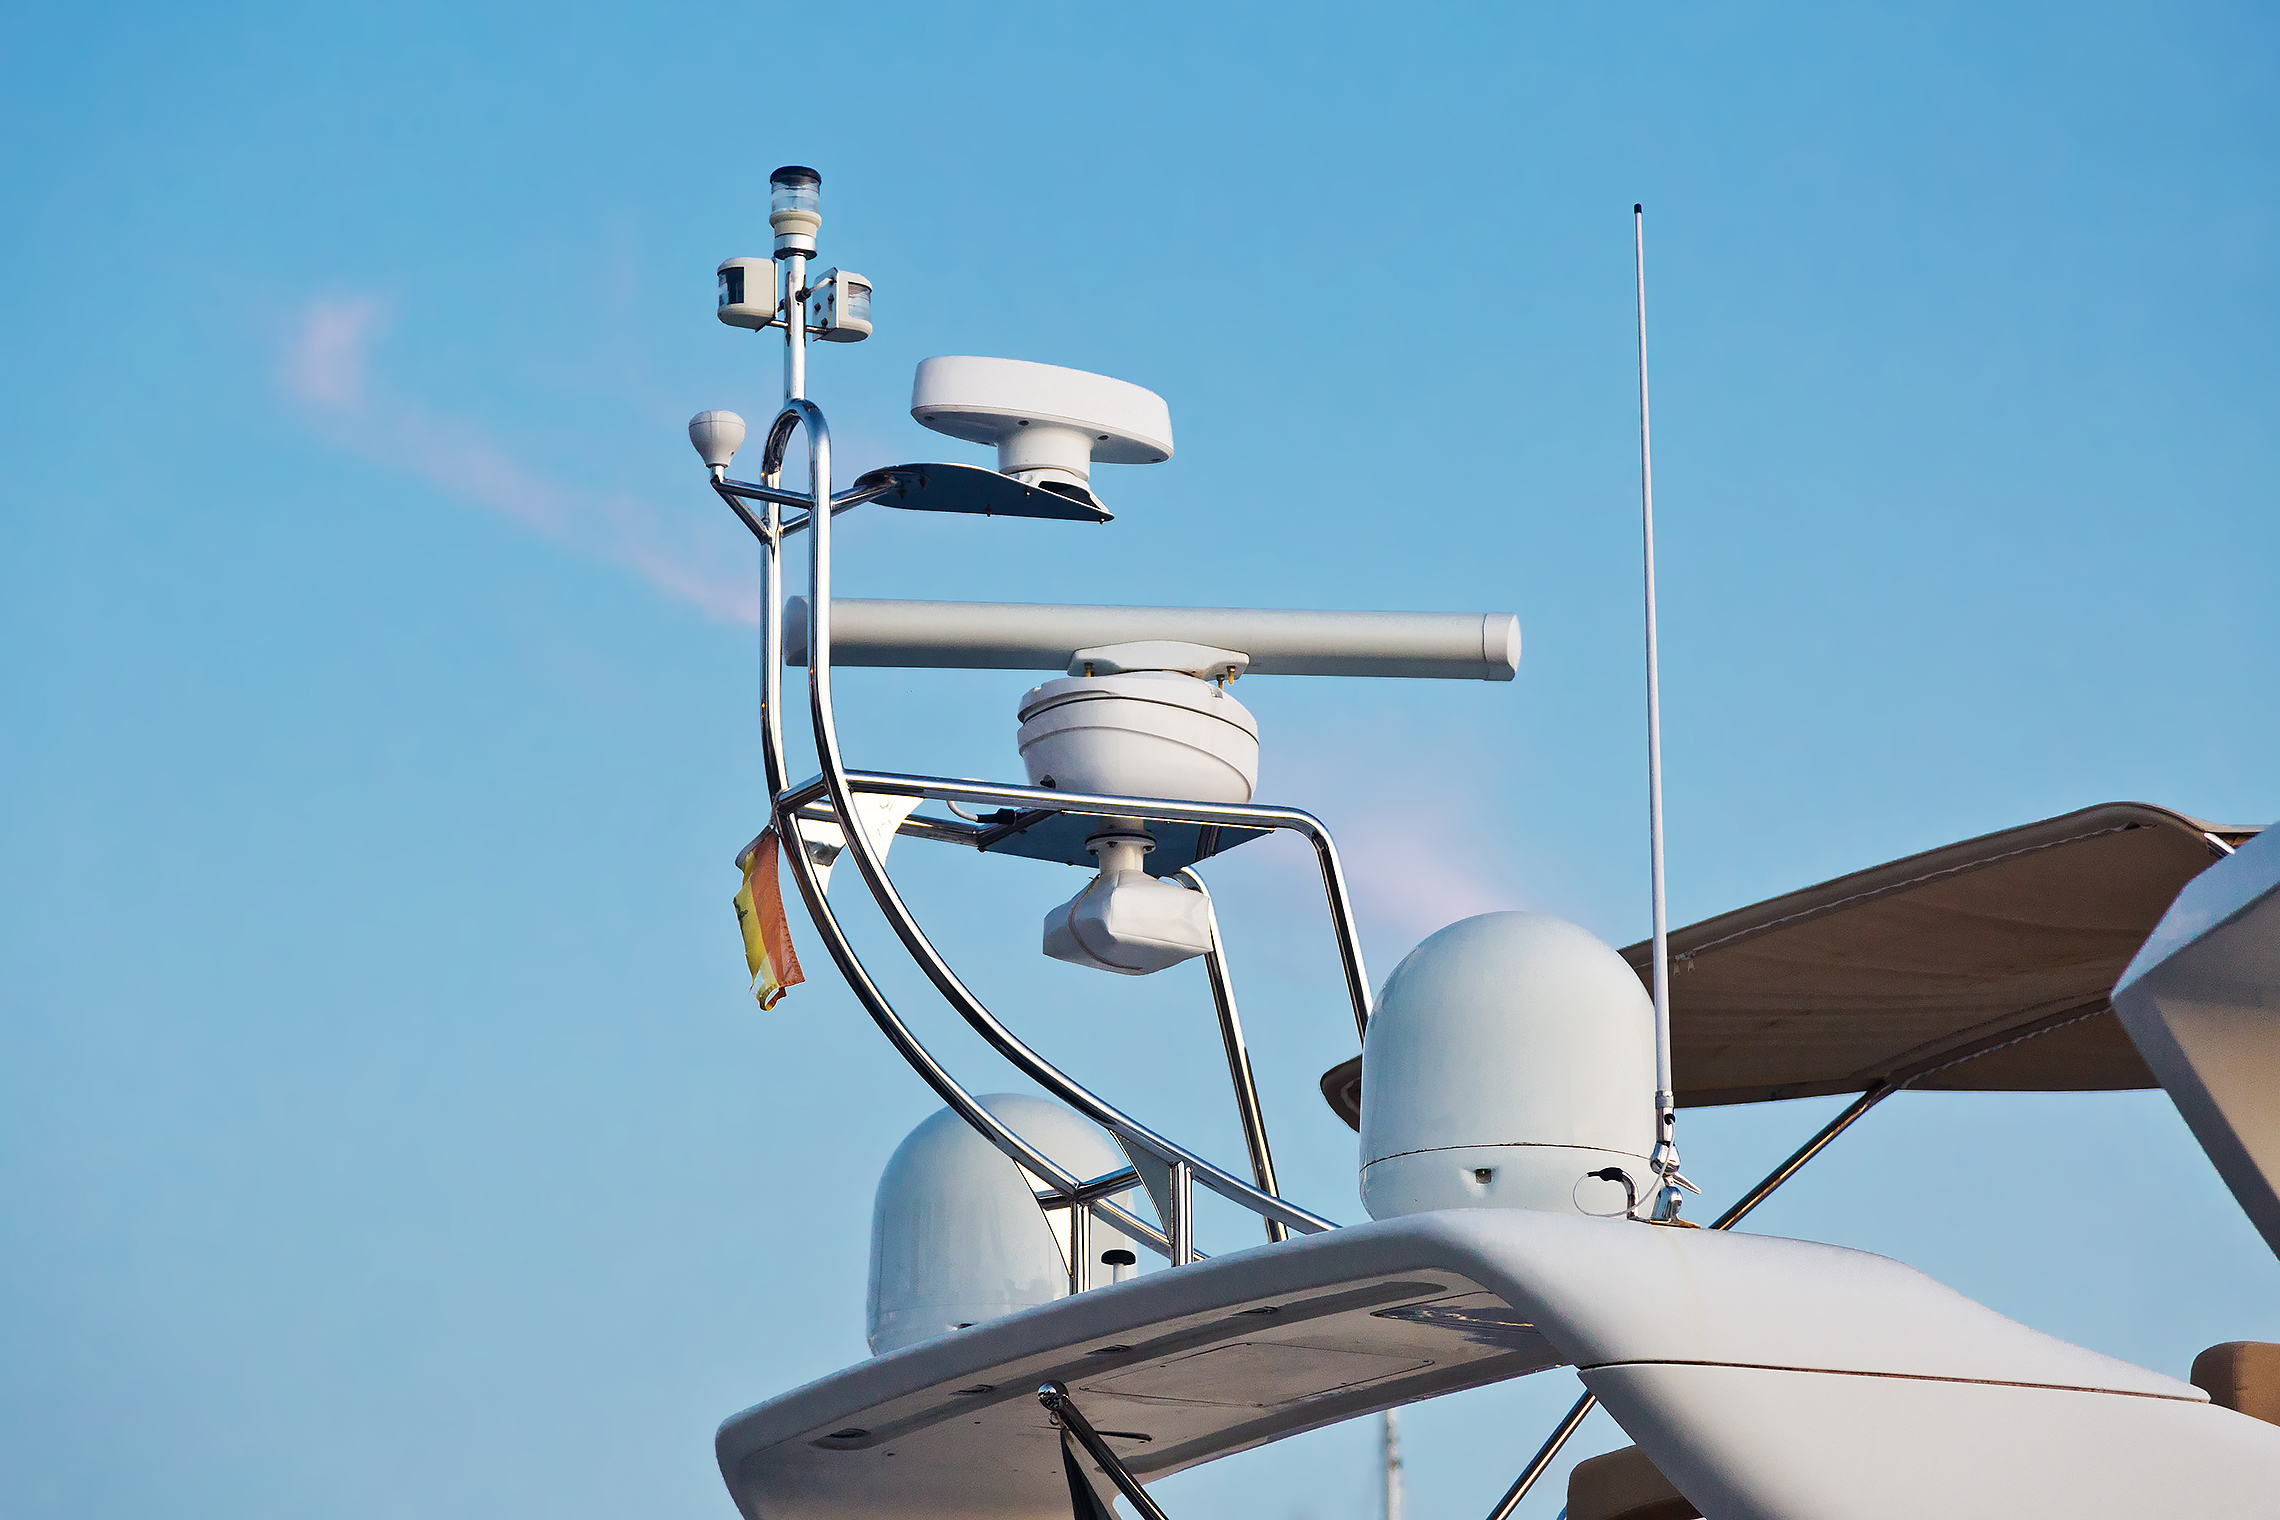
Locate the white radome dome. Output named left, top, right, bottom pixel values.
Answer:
left=866, top=1094, right=1141, bottom=1355
left=1359, top=911, right=1656, bottom=1221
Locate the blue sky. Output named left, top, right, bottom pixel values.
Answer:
left=4, top=3, right=2276, bottom=1518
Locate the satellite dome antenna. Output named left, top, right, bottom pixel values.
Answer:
left=1635, top=203, right=1694, bottom=1223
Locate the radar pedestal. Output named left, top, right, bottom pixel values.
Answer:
left=1022, top=642, right=1256, bottom=977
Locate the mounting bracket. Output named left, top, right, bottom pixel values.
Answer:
left=1037, top=1382, right=1171, bottom=1520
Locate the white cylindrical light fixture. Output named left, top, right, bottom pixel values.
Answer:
left=716, top=257, right=778, bottom=329
left=769, top=165, right=821, bottom=258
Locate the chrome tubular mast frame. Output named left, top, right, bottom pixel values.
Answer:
left=725, top=259, right=1351, bottom=1263
left=771, top=771, right=1372, bottom=1044
left=1179, top=867, right=1287, bottom=1245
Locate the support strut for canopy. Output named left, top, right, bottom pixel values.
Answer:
left=1039, top=1382, right=1173, bottom=1520
left=1478, top=1081, right=1897, bottom=1515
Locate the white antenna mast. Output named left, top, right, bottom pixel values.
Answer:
left=1381, top=1409, right=1404, bottom=1520
left=1635, top=203, right=1688, bottom=1222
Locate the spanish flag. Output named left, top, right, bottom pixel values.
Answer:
left=734, top=828, right=805, bottom=1008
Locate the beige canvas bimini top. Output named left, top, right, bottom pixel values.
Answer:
left=1322, top=802, right=2260, bottom=1126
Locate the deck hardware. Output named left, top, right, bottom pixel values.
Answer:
left=1587, top=1166, right=1638, bottom=1217
left=1168, top=1159, right=1195, bottom=1264
left=1069, top=1194, right=1091, bottom=1294
left=1038, top=1382, right=1173, bottom=1520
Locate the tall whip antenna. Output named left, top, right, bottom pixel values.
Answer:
left=1635, top=203, right=1688, bottom=1221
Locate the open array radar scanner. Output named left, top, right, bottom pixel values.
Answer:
left=682, top=164, right=2280, bottom=1520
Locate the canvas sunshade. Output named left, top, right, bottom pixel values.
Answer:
left=1322, top=802, right=2259, bottom=1125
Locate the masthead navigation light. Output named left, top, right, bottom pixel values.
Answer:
left=768, top=165, right=822, bottom=258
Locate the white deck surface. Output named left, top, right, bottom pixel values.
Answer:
left=716, top=1209, right=2279, bottom=1519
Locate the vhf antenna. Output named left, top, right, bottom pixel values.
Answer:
left=1635, top=203, right=1691, bottom=1222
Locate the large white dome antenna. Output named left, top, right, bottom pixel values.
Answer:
left=911, top=356, right=1172, bottom=513
left=1357, top=912, right=1656, bottom=1221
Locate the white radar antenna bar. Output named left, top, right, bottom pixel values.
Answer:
left=1636, top=203, right=1689, bottom=1222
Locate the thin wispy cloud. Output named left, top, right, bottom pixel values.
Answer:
left=1260, top=719, right=1535, bottom=952
left=282, top=296, right=383, bottom=410
left=280, top=296, right=756, bottom=623
left=1334, top=804, right=1530, bottom=943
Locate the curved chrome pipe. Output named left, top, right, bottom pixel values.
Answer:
left=1178, top=867, right=1286, bottom=1244
left=773, top=769, right=1374, bottom=1045
left=772, top=812, right=1171, bottom=1255
left=777, top=398, right=1334, bottom=1241
left=750, top=401, right=1166, bottom=1255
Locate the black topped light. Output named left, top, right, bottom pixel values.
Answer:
left=769, top=165, right=822, bottom=257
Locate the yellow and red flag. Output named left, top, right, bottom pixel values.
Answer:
left=733, top=828, right=805, bottom=1008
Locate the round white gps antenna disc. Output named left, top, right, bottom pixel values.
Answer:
left=911, top=356, right=1172, bottom=500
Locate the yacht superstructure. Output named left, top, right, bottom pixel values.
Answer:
left=689, top=165, right=2280, bottom=1520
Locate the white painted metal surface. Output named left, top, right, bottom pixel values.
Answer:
left=781, top=597, right=1521, bottom=681
left=725, top=1209, right=2280, bottom=1520
left=1066, top=641, right=1249, bottom=681
left=1043, top=838, right=1214, bottom=976
left=801, top=269, right=871, bottom=343
left=1361, top=913, right=1656, bottom=1219
left=1595, top=1366, right=2274, bottom=1518
left=789, top=793, right=919, bottom=895
left=2114, top=821, right=2280, bottom=1258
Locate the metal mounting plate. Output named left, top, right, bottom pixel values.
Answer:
left=850, top=461, right=1114, bottom=523
left=966, top=808, right=1265, bottom=874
